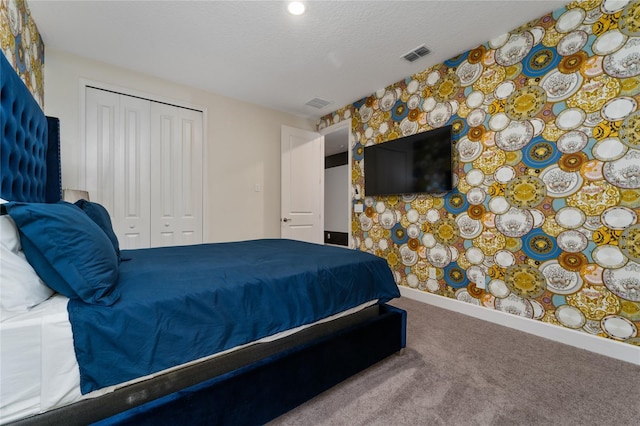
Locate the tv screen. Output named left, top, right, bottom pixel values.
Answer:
left=364, top=125, right=453, bottom=196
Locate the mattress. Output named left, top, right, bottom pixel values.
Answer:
left=0, top=294, right=377, bottom=424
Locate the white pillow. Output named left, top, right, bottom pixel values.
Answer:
left=1, top=198, right=20, bottom=252
left=1, top=202, right=55, bottom=312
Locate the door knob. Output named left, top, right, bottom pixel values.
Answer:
left=282, top=218, right=290, bottom=222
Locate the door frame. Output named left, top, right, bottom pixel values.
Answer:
left=319, top=119, right=354, bottom=248
left=78, top=79, right=209, bottom=240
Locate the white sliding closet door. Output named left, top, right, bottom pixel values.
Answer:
left=150, top=103, right=203, bottom=247
left=84, top=87, right=203, bottom=249
left=85, top=88, right=151, bottom=248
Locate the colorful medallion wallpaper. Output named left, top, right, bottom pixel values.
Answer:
left=319, top=0, right=640, bottom=347
left=0, top=0, right=45, bottom=107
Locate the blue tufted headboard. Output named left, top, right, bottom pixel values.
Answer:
left=1, top=51, right=61, bottom=203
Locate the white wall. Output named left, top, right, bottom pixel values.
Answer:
left=324, top=164, right=348, bottom=233
left=43, top=49, right=315, bottom=243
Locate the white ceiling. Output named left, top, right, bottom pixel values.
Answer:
left=29, top=0, right=569, bottom=120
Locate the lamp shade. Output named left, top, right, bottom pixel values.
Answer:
left=62, top=189, right=90, bottom=203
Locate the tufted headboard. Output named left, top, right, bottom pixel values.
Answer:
left=1, top=51, right=61, bottom=203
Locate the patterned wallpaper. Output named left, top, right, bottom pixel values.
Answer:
left=319, top=0, right=640, bottom=347
left=0, top=0, right=45, bottom=107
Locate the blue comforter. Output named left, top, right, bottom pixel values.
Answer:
left=67, top=239, right=400, bottom=394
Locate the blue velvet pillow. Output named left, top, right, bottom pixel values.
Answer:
left=74, top=199, right=120, bottom=259
left=5, top=201, right=120, bottom=306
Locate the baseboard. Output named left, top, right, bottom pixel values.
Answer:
left=399, top=286, right=640, bottom=366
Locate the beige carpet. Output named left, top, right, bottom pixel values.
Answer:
left=269, top=297, right=640, bottom=426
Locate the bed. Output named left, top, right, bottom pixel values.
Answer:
left=0, top=51, right=406, bottom=425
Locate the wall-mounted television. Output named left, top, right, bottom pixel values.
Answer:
left=364, top=125, right=453, bottom=196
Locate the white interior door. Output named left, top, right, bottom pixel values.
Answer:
left=150, top=103, right=203, bottom=247
left=85, top=88, right=151, bottom=249
left=281, top=125, right=324, bottom=244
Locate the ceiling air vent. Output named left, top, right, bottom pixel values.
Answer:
left=305, top=97, right=332, bottom=109
left=402, top=45, right=431, bottom=63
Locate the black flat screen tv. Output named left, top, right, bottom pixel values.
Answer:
left=364, top=125, right=453, bottom=196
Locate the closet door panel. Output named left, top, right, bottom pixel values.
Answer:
left=151, top=107, right=177, bottom=247
left=177, top=107, right=203, bottom=246
left=85, top=88, right=117, bottom=206
left=150, top=104, right=203, bottom=247
left=85, top=88, right=151, bottom=249
left=118, top=95, right=152, bottom=249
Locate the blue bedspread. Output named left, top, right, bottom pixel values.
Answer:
left=67, top=239, right=399, bottom=394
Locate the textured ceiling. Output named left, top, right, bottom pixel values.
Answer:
left=29, top=0, right=569, bottom=119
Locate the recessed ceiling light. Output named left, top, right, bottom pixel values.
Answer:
left=288, top=1, right=306, bottom=15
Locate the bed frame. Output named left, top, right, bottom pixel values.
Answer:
left=1, top=52, right=406, bottom=425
